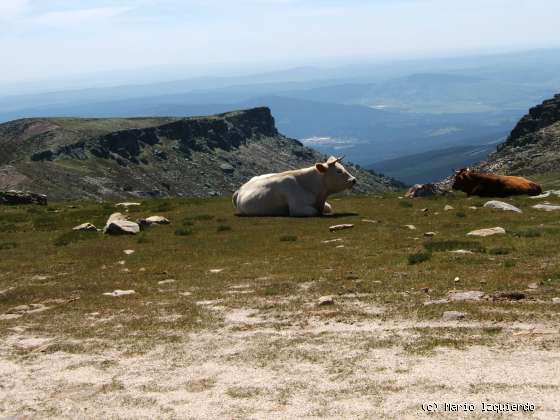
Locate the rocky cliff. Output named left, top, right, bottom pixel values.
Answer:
left=479, top=94, right=560, bottom=175
left=0, top=108, right=403, bottom=200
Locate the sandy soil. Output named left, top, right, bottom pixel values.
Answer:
left=1, top=298, right=559, bottom=419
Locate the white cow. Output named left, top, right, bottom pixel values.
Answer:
left=232, top=156, right=357, bottom=216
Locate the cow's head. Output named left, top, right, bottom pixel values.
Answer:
left=452, top=168, right=473, bottom=192
left=316, top=156, right=357, bottom=193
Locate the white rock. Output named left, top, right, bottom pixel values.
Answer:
left=361, top=219, right=380, bottom=224
left=442, top=311, right=466, bottom=321
left=527, top=283, right=539, bottom=290
left=552, top=298, right=560, bottom=304
left=483, top=200, right=522, bottom=213
left=318, top=296, right=335, bottom=306
left=115, top=202, right=141, bottom=208
left=530, top=190, right=560, bottom=199
left=532, top=204, right=560, bottom=212
left=444, top=205, right=454, bottom=211
left=449, top=291, right=485, bottom=301
left=322, top=238, right=343, bottom=244
left=468, top=206, right=478, bottom=210
left=145, top=216, right=170, bottom=225
left=158, top=279, right=176, bottom=285
left=209, top=269, right=224, bottom=273
left=73, top=222, right=97, bottom=232
left=424, top=232, right=437, bottom=237
left=404, top=224, right=417, bottom=230
left=329, top=224, right=354, bottom=232
left=104, top=213, right=140, bottom=235
left=449, top=249, right=474, bottom=254
left=123, top=249, right=135, bottom=255
left=103, top=290, right=135, bottom=297
left=467, top=227, right=506, bottom=237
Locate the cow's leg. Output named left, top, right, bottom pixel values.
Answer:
left=322, top=201, right=333, bottom=215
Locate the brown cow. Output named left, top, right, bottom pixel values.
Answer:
left=452, top=168, right=542, bottom=197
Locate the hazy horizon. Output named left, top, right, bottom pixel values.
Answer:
left=2, top=0, right=560, bottom=92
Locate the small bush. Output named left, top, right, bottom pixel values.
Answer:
left=54, top=231, right=95, bottom=247
left=279, top=235, right=297, bottom=242
left=399, top=200, right=413, bottom=208
left=216, top=224, right=231, bottom=232
left=510, top=228, right=541, bottom=238
left=455, top=211, right=466, bottom=218
left=425, top=240, right=485, bottom=253
left=488, top=247, right=513, bottom=255
left=33, top=215, right=59, bottom=231
left=175, top=228, right=192, bottom=236
left=408, top=251, right=432, bottom=265
left=153, top=201, right=174, bottom=212
left=192, top=214, right=214, bottom=221
left=0, top=242, right=18, bottom=250
left=181, top=218, right=194, bottom=226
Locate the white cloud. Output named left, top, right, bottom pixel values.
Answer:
left=0, top=0, right=30, bottom=19
left=32, top=6, right=131, bottom=26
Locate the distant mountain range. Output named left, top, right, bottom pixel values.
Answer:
left=2, top=48, right=560, bottom=184
left=0, top=108, right=402, bottom=200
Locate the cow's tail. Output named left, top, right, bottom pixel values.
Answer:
left=232, top=189, right=239, bottom=209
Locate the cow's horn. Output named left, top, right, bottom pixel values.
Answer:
left=336, top=155, right=345, bottom=162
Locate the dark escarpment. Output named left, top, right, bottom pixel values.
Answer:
left=0, top=107, right=402, bottom=200
left=478, top=93, right=560, bottom=176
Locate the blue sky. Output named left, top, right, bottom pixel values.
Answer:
left=2, top=0, right=560, bottom=84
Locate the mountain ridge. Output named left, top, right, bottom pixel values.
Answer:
left=0, top=107, right=403, bottom=200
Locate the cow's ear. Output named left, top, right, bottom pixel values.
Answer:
left=316, top=163, right=328, bottom=173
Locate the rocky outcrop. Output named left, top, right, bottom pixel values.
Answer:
left=0, top=190, right=47, bottom=205
left=477, top=94, right=560, bottom=176
left=0, top=108, right=403, bottom=200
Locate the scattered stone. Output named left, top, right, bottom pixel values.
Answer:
left=479, top=280, right=487, bottom=284
left=532, top=204, right=560, bottom=211
left=329, top=224, right=354, bottom=232
left=318, top=296, right=335, bottom=306
left=103, top=290, right=136, bottom=297
left=361, top=219, right=380, bottom=224
left=421, top=208, right=429, bottom=213
left=117, top=260, right=126, bottom=265
left=527, top=282, right=539, bottom=290
left=450, top=249, right=474, bottom=254
left=529, top=190, right=560, bottom=199
left=144, top=216, right=171, bottom=225
left=180, top=291, right=192, bottom=297
left=449, top=291, right=485, bottom=302
left=336, top=245, right=345, bottom=249
left=158, top=279, right=176, bottom=285
left=121, top=268, right=130, bottom=273
left=139, top=267, right=146, bottom=272
left=123, top=249, right=135, bottom=255
left=420, top=287, right=430, bottom=293
left=219, top=163, right=235, bottom=173
left=104, top=213, right=140, bottom=235
left=467, top=227, right=506, bottom=237
left=468, top=206, right=478, bottom=210
left=209, top=269, right=224, bottom=273
left=73, top=223, right=97, bottom=232
left=405, top=183, right=437, bottom=198
left=115, top=202, right=141, bottom=208
left=423, top=298, right=450, bottom=306
left=453, top=277, right=461, bottom=283
left=346, top=273, right=360, bottom=280
left=483, top=200, right=522, bottom=213
left=442, top=311, right=466, bottom=321
left=0, top=190, right=47, bottom=205
left=322, top=238, right=343, bottom=244
left=444, top=205, right=454, bottom=211
left=404, top=225, right=417, bottom=230
left=423, top=232, right=436, bottom=237
left=552, top=298, right=560, bottom=304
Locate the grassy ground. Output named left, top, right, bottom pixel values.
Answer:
left=1, top=187, right=560, bottom=418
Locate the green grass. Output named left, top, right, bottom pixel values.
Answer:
left=1, top=191, right=559, bottom=352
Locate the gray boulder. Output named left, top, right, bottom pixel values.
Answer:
left=0, top=190, right=47, bottom=205
left=104, top=213, right=140, bottom=235
left=483, top=200, right=522, bottom=213
left=73, top=223, right=97, bottom=232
